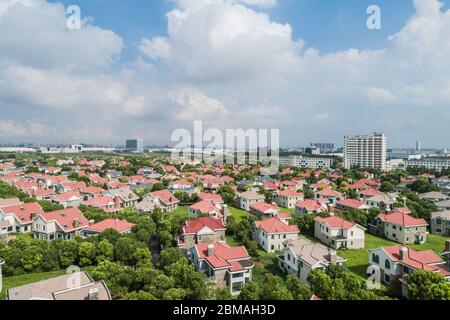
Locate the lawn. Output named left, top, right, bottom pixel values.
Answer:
left=409, top=234, right=449, bottom=253
left=228, top=206, right=249, bottom=223
left=168, top=206, right=189, bottom=219
left=338, top=234, right=396, bottom=280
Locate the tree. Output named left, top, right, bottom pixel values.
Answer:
left=114, top=237, right=136, bottom=265
left=92, top=261, right=136, bottom=297
left=164, top=258, right=208, bottom=300
left=380, top=181, right=395, bottom=193
left=55, top=240, right=79, bottom=268
left=133, top=247, right=152, bottom=269
left=239, top=281, right=261, bottom=300
left=132, top=220, right=156, bottom=243
left=163, top=288, right=187, bottom=300
left=215, top=288, right=234, bottom=300
left=294, top=214, right=315, bottom=236
left=96, top=239, right=114, bottom=264
left=407, top=270, right=450, bottom=300
left=38, top=200, right=65, bottom=213
left=159, top=247, right=183, bottom=269
left=260, top=274, right=293, bottom=300
left=78, top=242, right=97, bottom=267
left=286, top=276, right=312, bottom=300
left=122, top=291, right=157, bottom=300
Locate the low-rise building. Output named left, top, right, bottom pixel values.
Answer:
left=419, top=191, right=448, bottom=203
left=368, top=245, right=450, bottom=297
left=249, top=202, right=279, bottom=217
left=7, top=271, right=111, bottom=300
left=253, top=216, right=299, bottom=253
left=81, top=218, right=135, bottom=237
left=274, top=190, right=304, bottom=209
left=370, top=208, right=428, bottom=244
left=365, top=194, right=396, bottom=212
left=0, top=202, right=45, bottom=234
left=178, top=217, right=226, bottom=254
left=335, top=199, right=369, bottom=212
left=191, top=241, right=254, bottom=296
left=430, top=211, right=450, bottom=236
left=105, top=187, right=139, bottom=209
left=146, top=189, right=180, bottom=212
left=33, top=207, right=90, bottom=241
left=314, top=216, right=366, bottom=250
left=315, top=189, right=343, bottom=205
left=278, top=236, right=346, bottom=284
left=295, top=200, right=326, bottom=215
left=236, top=191, right=265, bottom=212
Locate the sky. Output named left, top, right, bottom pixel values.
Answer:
left=0, top=0, right=449, bottom=148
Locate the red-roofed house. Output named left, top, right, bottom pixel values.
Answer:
left=81, top=218, right=135, bottom=237
left=359, top=188, right=384, bottom=200
left=191, top=241, right=254, bottom=295
left=33, top=207, right=89, bottom=241
left=253, top=216, right=300, bottom=252
left=147, top=189, right=180, bottom=212
left=274, top=190, right=304, bottom=209
left=295, top=200, right=326, bottom=215
left=335, top=199, right=369, bottom=212
left=314, top=216, right=366, bottom=250
left=52, top=192, right=82, bottom=208
left=80, top=186, right=104, bottom=200
left=370, top=209, right=428, bottom=244
left=369, top=245, right=450, bottom=297
left=315, top=189, right=343, bottom=205
left=178, top=217, right=226, bottom=253
left=249, top=202, right=279, bottom=217
left=198, top=192, right=224, bottom=205
left=189, top=201, right=219, bottom=218
left=0, top=202, right=45, bottom=234
left=83, top=196, right=121, bottom=213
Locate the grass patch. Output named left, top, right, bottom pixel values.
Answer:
left=338, top=234, right=396, bottom=280
left=168, top=206, right=189, bottom=219
left=228, top=206, right=249, bottom=223
left=409, top=234, right=449, bottom=254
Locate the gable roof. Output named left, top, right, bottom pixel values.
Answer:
left=183, top=217, right=225, bottom=234
left=314, top=216, right=361, bottom=230
left=195, top=241, right=250, bottom=271
left=149, top=189, right=180, bottom=205
left=377, top=211, right=428, bottom=227
left=255, top=216, right=299, bottom=234
left=250, top=202, right=279, bottom=214
left=37, top=207, right=89, bottom=232
left=336, top=198, right=365, bottom=209
left=295, top=199, right=324, bottom=212
left=317, top=189, right=343, bottom=197
left=190, top=200, right=217, bottom=213
left=1, top=202, right=45, bottom=224
left=85, top=218, right=135, bottom=234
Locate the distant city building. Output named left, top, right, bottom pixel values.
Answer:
left=310, top=143, right=335, bottom=153
left=126, top=139, right=144, bottom=153
left=404, top=157, right=450, bottom=171
left=416, top=140, right=421, bottom=152
left=279, top=156, right=333, bottom=169
left=344, top=133, right=387, bottom=170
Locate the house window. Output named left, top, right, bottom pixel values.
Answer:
left=372, top=254, right=380, bottom=264
left=198, top=236, right=202, bottom=241
left=384, top=274, right=390, bottom=283
left=436, top=219, right=442, bottom=225
left=385, top=260, right=391, bottom=269
left=232, top=282, right=244, bottom=293
left=287, top=254, right=291, bottom=261
left=283, top=235, right=287, bottom=239
left=436, top=228, right=442, bottom=233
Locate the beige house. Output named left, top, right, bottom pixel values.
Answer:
left=430, top=211, right=450, bottom=236
left=314, top=216, right=366, bottom=250
left=236, top=191, right=265, bottom=212
left=278, top=236, right=346, bottom=284
left=274, top=190, right=304, bottom=209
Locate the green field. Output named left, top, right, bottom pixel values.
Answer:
left=168, top=206, right=189, bottom=219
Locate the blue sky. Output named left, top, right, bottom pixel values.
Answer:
left=49, top=0, right=427, bottom=62
left=1, top=0, right=450, bottom=148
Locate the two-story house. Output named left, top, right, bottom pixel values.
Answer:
left=0, top=202, right=45, bottom=234
left=178, top=217, right=226, bottom=255
left=81, top=218, right=135, bottom=237
left=249, top=202, right=279, bottom=217
left=52, top=192, right=82, bottom=208
left=105, top=187, right=140, bottom=209
left=370, top=208, right=428, bottom=244
left=253, top=216, right=299, bottom=253
left=315, top=189, right=343, bottom=205
left=335, top=199, right=369, bottom=213
left=191, top=241, right=254, bottom=296
left=430, top=211, right=450, bottom=236
left=274, top=190, right=304, bottom=209
left=365, top=194, right=396, bottom=212
left=33, top=207, right=90, bottom=241
left=146, top=189, right=180, bottom=212
left=278, top=236, right=346, bottom=284
left=295, top=200, right=326, bottom=215
left=369, top=245, right=450, bottom=297
left=236, top=191, right=265, bottom=212
left=314, top=216, right=366, bottom=250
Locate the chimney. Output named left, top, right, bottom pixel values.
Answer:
left=207, top=244, right=214, bottom=257
left=88, top=219, right=95, bottom=226
left=73, top=219, right=80, bottom=228
left=399, top=246, right=408, bottom=261
left=328, top=249, right=337, bottom=265
left=445, top=240, right=450, bottom=253
left=88, top=288, right=99, bottom=300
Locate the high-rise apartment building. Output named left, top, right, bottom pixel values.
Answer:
left=344, top=133, right=387, bottom=170
left=126, top=139, right=144, bottom=153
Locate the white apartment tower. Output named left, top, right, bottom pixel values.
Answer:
left=344, top=133, right=387, bottom=170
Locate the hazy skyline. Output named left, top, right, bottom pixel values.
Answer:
left=1, top=0, right=450, bottom=148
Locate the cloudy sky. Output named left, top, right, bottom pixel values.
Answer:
left=0, top=0, right=449, bottom=148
